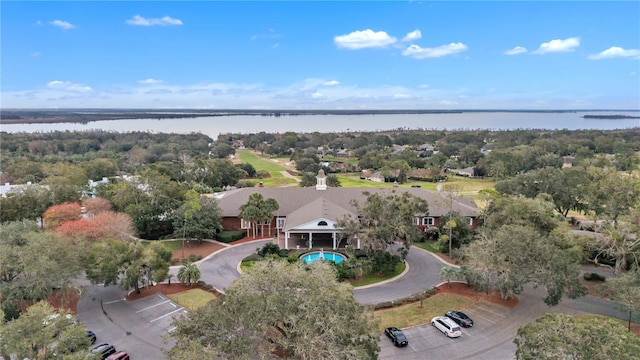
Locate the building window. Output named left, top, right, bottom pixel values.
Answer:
left=277, top=217, right=285, bottom=229
left=422, top=217, right=435, bottom=226
left=259, top=219, right=270, bottom=226
left=466, top=217, right=473, bottom=226
left=318, top=221, right=328, bottom=226
left=241, top=219, right=250, bottom=229
left=412, top=217, right=420, bottom=226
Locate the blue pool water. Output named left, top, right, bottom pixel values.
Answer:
left=301, top=251, right=346, bottom=264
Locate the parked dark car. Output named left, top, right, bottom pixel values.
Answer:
left=384, top=326, right=408, bottom=347
left=86, top=330, right=97, bottom=345
left=91, top=343, right=117, bottom=359
left=445, top=310, right=473, bottom=327
left=106, top=351, right=130, bottom=360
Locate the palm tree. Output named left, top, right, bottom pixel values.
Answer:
left=439, top=266, right=460, bottom=288
left=177, top=262, right=201, bottom=286
left=239, top=193, right=279, bottom=238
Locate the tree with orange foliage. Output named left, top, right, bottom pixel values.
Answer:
left=43, top=202, right=81, bottom=230
left=55, top=211, right=136, bottom=241
left=82, top=197, right=113, bottom=216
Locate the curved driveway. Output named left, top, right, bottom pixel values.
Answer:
left=195, top=240, right=445, bottom=304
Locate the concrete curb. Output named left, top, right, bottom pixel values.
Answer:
left=412, top=245, right=460, bottom=269
left=168, top=238, right=271, bottom=270
left=354, top=262, right=411, bottom=290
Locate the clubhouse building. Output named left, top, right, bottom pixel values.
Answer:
left=216, top=171, right=479, bottom=250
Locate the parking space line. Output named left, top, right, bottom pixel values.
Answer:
left=468, top=312, right=496, bottom=324
left=135, top=300, right=171, bottom=313
left=103, top=298, right=125, bottom=305
left=474, top=304, right=507, bottom=318
left=150, top=307, right=185, bottom=323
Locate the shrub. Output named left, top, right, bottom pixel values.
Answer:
left=217, top=230, right=246, bottom=243
left=242, top=253, right=264, bottom=262
left=370, top=250, right=401, bottom=275
left=278, top=249, right=289, bottom=258
left=373, top=288, right=438, bottom=310
left=236, top=180, right=255, bottom=188
left=256, top=170, right=271, bottom=179
left=259, top=243, right=281, bottom=257
left=188, top=254, right=198, bottom=263
left=583, top=272, right=606, bottom=282
left=354, top=249, right=368, bottom=259
left=170, top=258, right=180, bottom=266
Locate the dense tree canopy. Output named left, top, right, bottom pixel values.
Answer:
left=0, top=222, right=83, bottom=312
left=337, top=190, right=429, bottom=258
left=461, top=224, right=586, bottom=305
left=514, top=313, right=640, bottom=360
left=167, top=260, right=379, bottom=360
left=0, top=302, right=92, bottom=360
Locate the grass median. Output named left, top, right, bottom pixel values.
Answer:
left=374, top=293, right=475, bottom=331
left=168, top=288, right=216, bottom=311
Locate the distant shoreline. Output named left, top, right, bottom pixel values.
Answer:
left=582, top=114, right=640, bottom=119
left=2, top=108, right=637, bottom=125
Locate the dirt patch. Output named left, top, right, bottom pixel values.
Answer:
left=127, top=283, right=218, bottom=302
left=580, top=278, right=609, bottom=297
left=171, top=240, right=226, bottom=263
left=17, top=288, right=82, bottom=315
left=436, top=282, right=519, bottom=308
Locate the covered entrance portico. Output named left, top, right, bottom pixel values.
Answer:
left=281, top=218, right=361, bottom=250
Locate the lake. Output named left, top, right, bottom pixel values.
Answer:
left=1, top=111, right=638, bottom=138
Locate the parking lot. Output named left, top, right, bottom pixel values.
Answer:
left=77, top=285, right=187, bottom=359
left=379, top=301, right=516, bottom=360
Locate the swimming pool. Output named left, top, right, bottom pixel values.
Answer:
left=301, top=251, right=346, bottom=264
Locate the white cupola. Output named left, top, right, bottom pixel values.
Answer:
left=316, top=169, right=327, bottom=190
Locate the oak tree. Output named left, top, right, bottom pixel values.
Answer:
left=167, top=260, right=379, bottom=360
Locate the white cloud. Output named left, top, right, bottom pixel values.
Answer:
left=138, top=78, right=163, bottom=84
left=49, top=20, right=76, bottom=30
left=533, top=37, right=580, bottom=54
left=311, top=92, right=326, bottom=99
left=46, top=80, right=92, bottom=92
left=126, top=15, right=183, bottom=26
left=402, top=29, right=422, bottom=42
left=322, top=80, right=340, bottom=86
left=393, top=93, right=411, bottom=99
left=32, top=52, right=42, bottom=57
left=504, top=46, right=527, bottom=55
left=402, top=43, right=468, bottom=59
left=588, top=46, right=640, bottom=60
left=334, top=29, right=397, bottom=49
left=418, top=84, right=430, bottom=89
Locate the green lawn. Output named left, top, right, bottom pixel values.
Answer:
left=445, top=176, right=497, bottom=193
left=236, top=149, right=290, bottom=172
left=414, top=241, right=441, bottom=254
left=167, top=288, right=216, bottom=311
left=374, top=292, right=475, bottom=331
left=348, top=263, right=406, bottom=287
left=236, top=149, right=298, bottom=187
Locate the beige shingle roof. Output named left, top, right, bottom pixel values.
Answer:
left=216, top=187, right=479, bottom=218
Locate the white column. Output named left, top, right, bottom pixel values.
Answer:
left=285, top=232, right=289, bottom=249
left=356, top=236, right=360, bottom=249
left=332, top=232, right=336, bottom=250
left=309, top=232, right=313, bottom=249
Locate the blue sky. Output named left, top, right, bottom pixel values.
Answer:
left=2, top=1, right=639, bottom=110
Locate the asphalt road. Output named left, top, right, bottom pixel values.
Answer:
left=76, top=242, right=635, bottom=360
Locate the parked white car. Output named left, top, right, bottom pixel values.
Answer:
left=431, top=316, right=462, bottom=338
